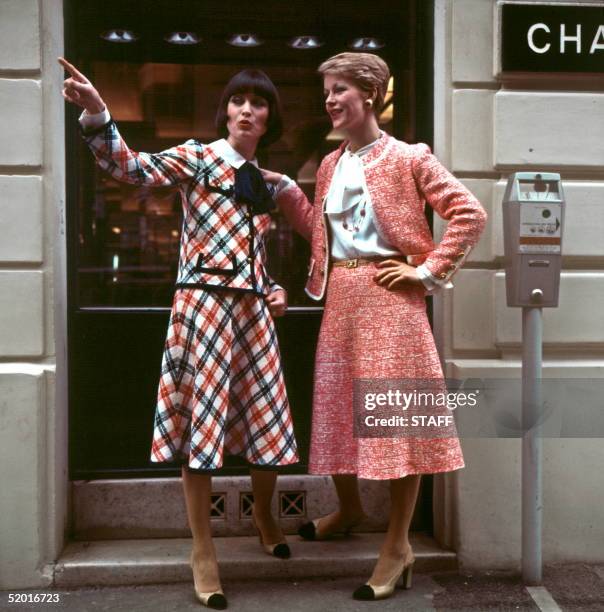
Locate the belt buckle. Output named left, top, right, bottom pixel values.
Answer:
left=345, top=258, right=358, bottom=269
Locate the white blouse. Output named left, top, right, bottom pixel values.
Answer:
left=322, top=133, right=446, bottom=292
left=324, top=134, right=399, bottom=261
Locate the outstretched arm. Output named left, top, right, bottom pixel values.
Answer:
left=59, top=57, right=204, bottom=186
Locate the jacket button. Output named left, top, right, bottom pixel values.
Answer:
left=246, top=235, right=252, bottom=242
left=440, top=272, right=447, bottom=279
left=247, top=256, right=253, bottom=263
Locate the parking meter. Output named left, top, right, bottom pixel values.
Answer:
left=502, top=171, right=565, bottom=585
left=503, top=172, right=564, bottom=307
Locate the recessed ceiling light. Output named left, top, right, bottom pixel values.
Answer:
left=100, top=29, right=139, bottom=43
left=349, top=37, right=385, bottom=50
left=227, top=34, right=263, bottom=47
left=165, top=31, right=201, bottom=45
left=289, top=36, right=323, bottom=49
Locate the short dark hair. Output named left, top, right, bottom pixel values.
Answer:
left=215, top=69, right=283, bottom=148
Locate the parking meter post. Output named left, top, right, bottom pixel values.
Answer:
left=522, top=305, right=543, bottom=585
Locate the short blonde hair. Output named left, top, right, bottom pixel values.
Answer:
left=318, top=52, right=390, bottom=114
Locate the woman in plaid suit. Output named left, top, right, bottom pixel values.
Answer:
left=60, top=58, right=298, bottom=609
left=269, top=52, right=487, bottom=602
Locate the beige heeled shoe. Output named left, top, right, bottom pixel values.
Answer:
left=298, top=512, right=367, bottom=541
left=352, top=548, right=415, bottom=601
left=251, top=506, right=291, bottom=559
left=190, top=552, right=227, bottom=610
left=193, top=588, right=227, bottom=610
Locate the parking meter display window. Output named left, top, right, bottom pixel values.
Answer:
left=519, top=202, right=562, bottom=254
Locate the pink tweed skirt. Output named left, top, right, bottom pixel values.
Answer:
left=308, top=263, right=465, bottom=480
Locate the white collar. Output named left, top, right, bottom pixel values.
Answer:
left=345, top=131, right=384, bottom=159
left=210, top=138, right=258, bottom=169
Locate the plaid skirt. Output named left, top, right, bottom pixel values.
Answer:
left=150, top=288, right=298, bottom=471
left=308, top=263, right=465, bottom=480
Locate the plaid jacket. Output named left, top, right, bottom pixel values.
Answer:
left=82, top=121, right=280, bottom=295
left=277, top=133, right=487, bottom=300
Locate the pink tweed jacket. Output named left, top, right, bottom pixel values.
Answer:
left=277, top=133, right=487, bottom=300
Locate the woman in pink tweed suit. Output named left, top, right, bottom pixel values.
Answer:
left=269, top=53, right=487, bottom=601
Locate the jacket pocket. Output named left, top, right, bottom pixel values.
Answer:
left=195, top=253, right=237, bottom=276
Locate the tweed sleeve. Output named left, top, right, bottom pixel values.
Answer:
left=275, top=182, right=314, bottom=242
left=411, top=143, right=487, bottom=283
left=81, top=118, right=205, bottom=187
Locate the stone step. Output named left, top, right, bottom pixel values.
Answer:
left=53, top=533, right=456, bottom=588
left=71, top=476, right=422, bottom=539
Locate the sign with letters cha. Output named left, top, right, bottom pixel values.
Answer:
left=501, top=2, right=604, bottom=73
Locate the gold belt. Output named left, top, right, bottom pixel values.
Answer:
left=331, top=256, right=405, bottom=269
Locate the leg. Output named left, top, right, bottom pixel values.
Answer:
left=181, top=468, right=222, bottom=596
left=299, top=474, right=367, bottom=540
left=320, top=474, right=367, bottom=531
left=378, top=474, right=421, bottom=560
left=250, top=468, right=287, bottom=549
left=358, top=474, right=421, bottom=597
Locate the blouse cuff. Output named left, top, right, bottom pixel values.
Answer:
left=416, top=264, right=453, bottom=292
left=79, top=107, right=111, bottom=130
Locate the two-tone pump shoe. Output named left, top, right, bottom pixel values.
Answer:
left=190, top=552, right=228, bottom=610
left=193, top=588, right=228, bottom=610
left=298, top=513, right=366, bottom=541
left=352, top=549, right=415, bottom=601
left=252, top=507, right=291, bottom=559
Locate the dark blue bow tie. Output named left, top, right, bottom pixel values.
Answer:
left=234, top=161, right=276, bottom=215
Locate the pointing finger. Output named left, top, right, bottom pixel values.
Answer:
left=58, top=57, right=89, bottom=83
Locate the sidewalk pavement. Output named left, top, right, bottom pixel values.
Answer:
left=2, top=563, right=603, bottom=612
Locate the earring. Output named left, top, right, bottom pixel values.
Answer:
left=364, top=99, right=373, bottom=108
